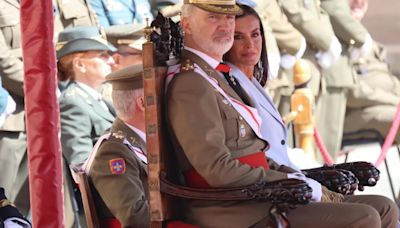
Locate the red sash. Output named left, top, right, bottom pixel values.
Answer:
left=184, top=152, right=269, bottom=188
left=103, top=218, right=121, bottom=228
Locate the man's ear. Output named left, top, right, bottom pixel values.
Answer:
left=181, top=17, right=192, bottom=35
left=112, top=53, right=121, bottom=65
left=72, top=56, right=86, bottom=73
left=136, top=95, right=145, bottom=112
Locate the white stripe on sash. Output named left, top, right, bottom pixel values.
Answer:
left=84, top=133, right=111, bottom=174
left=123, top=139, right=148, bottom=164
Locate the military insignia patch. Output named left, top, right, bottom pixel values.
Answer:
left=109, top=158, right=126, bottom=174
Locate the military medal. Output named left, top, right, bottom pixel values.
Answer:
left=239, top=124, right=246, bottom=137
left=229, top=72, right=237, bottom=86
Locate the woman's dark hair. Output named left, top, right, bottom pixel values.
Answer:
left=226, top=4, right=269, bottom=87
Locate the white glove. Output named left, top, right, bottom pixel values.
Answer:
left=280, top=37, right=307, bottom=70
left=315, top=36, right=342, bottom=69
left=3, top=217, right=31, bottom=228
left=280, top=53, right=297, bottom=70
left=287, top=173, right=322, bottom=202
left=350, top=33, right=373, bottom=61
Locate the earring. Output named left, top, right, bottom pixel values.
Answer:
left=254, top=60, right=264, bottom=81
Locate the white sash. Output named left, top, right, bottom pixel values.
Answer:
left=167, top=64, right=264, bottom=140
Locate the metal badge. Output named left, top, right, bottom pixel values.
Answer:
left=239, top=124, right=246, bottom=138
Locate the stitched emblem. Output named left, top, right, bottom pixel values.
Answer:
left=109, top=158, right=126, bottom=174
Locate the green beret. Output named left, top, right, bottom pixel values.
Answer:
left=56, top=26, right=116, bottom=60
left=184, top=0, right=242, bottom=15
left=106, top=64, right=143, bottom=90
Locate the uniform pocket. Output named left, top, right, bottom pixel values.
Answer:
left=0, top=13, right=21, bottom=49
left=59, top=1, right=88, bottom=19
left=220, top=107, right=240, bottom=149
left=0, top=16, right=18, bottom=28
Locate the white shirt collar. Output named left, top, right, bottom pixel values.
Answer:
left=184, top=46, right=220, bottom=69
left=125, top=123, right=146, bottom=142
left=76, top=82, right=102, bottom=101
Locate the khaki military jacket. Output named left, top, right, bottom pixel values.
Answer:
left=319, top=0, right=369, bottom=88
left=348, top=41, right=400, bottom=108
left=167, top=50, right=288, bottom=228
left=279, top=0, right=334, bottom=52
left=0, top=0, right=25, bottom=132
left=53, top=0, right=98, bottom=38
left=90, top=118, right=149, bottom=228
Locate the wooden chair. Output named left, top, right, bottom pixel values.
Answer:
left=73, top=170, right=101, bottom=228
left=142, top=13, right=313, bottom=228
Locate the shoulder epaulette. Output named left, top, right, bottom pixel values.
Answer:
left=109, top=130, right=126, bottom=143
left=180, top=58, right=195, bottom=72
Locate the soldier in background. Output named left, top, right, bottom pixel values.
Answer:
left=89, top=64, right=149, bottom=227
left=279, top=0, right=344, bottom=159
left=104, top=24, right=146, bottom=71
left=0, top=0, right=29, bottom=218
left=253, top=0, right=306, bottom=114
left=344, top=0, right=400, bottom=142
left=318, top=0, right=384, bottom=156
left=100, top=24, right=146, bottom=103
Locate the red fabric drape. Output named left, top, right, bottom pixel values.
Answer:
left=20, top=0, right=64, bottom=227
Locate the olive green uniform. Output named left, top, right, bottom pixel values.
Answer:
left=318, top=0, right=376, bottom=156
left=345, top=41, right=400, bottom=142
left=90, top=118, right=149, bottom=227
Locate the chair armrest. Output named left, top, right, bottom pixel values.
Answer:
left=160, top=175, right=312, bottom=207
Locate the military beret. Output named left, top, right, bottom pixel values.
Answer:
left=56, top=26, right=116, bottom=60
left=106, top=64, right=143, bottom=90
left=184, top=0, right=242, bottom=15
left=103, top=24, right=146, bottom=50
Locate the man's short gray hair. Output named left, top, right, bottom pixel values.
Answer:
left=112, top=89, right=143, bottom=121
left=181, top=4, right=197, bottom=18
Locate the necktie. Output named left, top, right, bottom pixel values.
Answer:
left=216, top=63, right=250, bottom=105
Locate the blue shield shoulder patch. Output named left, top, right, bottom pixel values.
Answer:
left=109, top=158, right=126, bottom=174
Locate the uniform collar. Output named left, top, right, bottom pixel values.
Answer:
left=125, top=123, right=146, bottom=143
left=76, top=82, right=102, bottom=101
left=184, top=46, right=220, bottom=69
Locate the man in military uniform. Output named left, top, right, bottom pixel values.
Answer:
left=104, top=24, right=146, bottom=71
left=344, top=0, right=400, bottom=142
left=0, top=0, right=29, bottom=217
left=166, top=1, right=398, bottom=227
left=279, top=0, right=359, bottom=158
left=318, top=0, right=382, bottom=155
left=88, top=64, right=148, bottom=227
left=100, top=24, right=146, bottom=103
